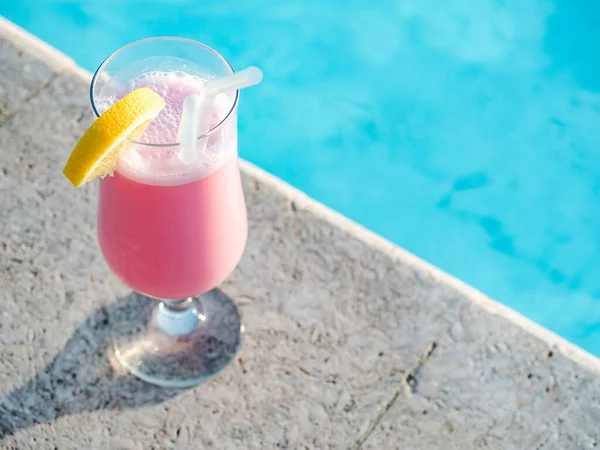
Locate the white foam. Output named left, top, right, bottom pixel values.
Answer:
left=99, top=71, right=237, bottom=186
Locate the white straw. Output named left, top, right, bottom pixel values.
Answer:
left=177, top=66, right=263, bottom=165
left=202, top=66, right=263, bottom=98
left=178, top=93, right=202, bottom=165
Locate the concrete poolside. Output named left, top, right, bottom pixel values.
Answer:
left=1, top=17, right=600, bottom=450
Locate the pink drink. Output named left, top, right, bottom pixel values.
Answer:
left=97, top=72, right=247, bottom=300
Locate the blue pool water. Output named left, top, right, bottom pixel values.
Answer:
left=4, top=1, right=600, bottom=354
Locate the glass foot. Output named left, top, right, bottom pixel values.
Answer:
left=112, top=289, right=243, bottom=388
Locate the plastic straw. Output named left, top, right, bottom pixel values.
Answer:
left=178, top=66, right=263, bottom=164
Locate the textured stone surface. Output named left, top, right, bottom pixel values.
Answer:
left=363, top=304, right=600, bottom=450
left=0, top=39, right=54, bottom=121
left=1, top=22, right=600, bottom=450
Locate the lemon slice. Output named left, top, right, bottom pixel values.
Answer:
left=63, top=87, right=166, bottom=187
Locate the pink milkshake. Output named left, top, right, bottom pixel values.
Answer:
left=97, top=71, right=247, bottom=300
left=85, top=37, right=253, bottom=387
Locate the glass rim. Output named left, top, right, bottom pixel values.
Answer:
left=89, top=36, right=239, bottom=148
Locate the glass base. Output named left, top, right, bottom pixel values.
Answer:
left=112, top=289, right=243, bottom=388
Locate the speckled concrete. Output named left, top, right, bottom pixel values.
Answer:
left=1, top=19, right=600, bottom=450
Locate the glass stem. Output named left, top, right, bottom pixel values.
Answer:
left=155, top=297, right=199, bottom=336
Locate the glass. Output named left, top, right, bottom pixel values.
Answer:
left=91, top=38, right=246, bottom=387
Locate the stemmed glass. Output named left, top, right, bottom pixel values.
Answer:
left=91, top=37, right=246, bottom=388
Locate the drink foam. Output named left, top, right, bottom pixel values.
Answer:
left=98, top=71, right=237, bottom=186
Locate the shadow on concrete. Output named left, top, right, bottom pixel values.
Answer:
left=0, top=293, right=185, bottom=439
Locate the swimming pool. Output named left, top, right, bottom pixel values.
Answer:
left=4, top=0, right=600, bottom=355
